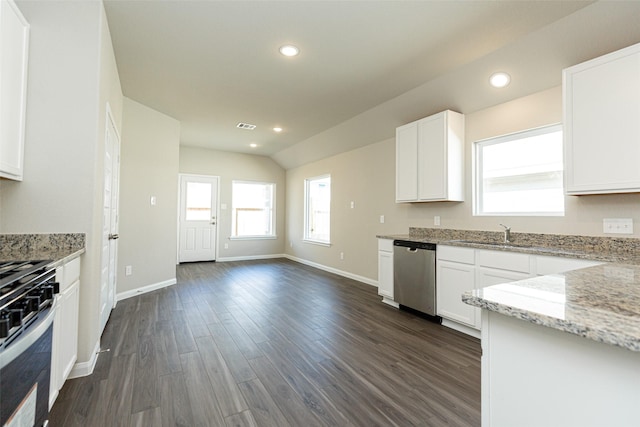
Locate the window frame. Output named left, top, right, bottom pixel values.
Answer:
left=230, top=180, right=276, bottom=240
left=303, top=174, right=331, bottom=246
left=473, top=124, right=564, bottom=217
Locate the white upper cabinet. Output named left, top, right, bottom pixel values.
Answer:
left=395, top=110, right=464, bottom=202
left=0, top=0, right=29, bottom=181
left=563, top=42, right=640, bottom=195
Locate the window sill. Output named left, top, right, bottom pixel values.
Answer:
left=302, top=239, right=331, bottom=247
left=229, top=235, right=277, bottom=241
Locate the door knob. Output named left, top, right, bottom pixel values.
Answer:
left=108, top=233, right=119, bottom=240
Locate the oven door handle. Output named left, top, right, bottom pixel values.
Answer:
left=0, top=302, right=56, bottom=368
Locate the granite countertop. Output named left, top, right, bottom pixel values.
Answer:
left=463, top=264, right=640, bottom=352
left=0, top=233, right=86, bottom=268
left=378, top=228, right=640, bottom=352
left=377, top=229, right=640, bottom=264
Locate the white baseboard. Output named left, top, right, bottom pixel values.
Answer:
left=216, top=253, right=286, bottom=262
left=69, top=339, right=100, bottom=379
left=116, top=278, right=177, bottom=302
left=284, top=254, right=377, bottom=287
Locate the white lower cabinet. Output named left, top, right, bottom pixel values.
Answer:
left=437, top=245, right=604, bottom=336
left=49, top=257, right=81, bottom=408
left=377, top=238, right=398, bottom=307
left=437, top=259, right=476, bottom=326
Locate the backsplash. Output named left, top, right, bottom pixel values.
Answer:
left=409, top=227, right=640, bottom=257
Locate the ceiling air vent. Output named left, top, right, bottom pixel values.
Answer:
left=236, top=122, right=256, bottom=130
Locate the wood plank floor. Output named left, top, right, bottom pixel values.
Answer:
left=50, top=259, right=481, bottom=426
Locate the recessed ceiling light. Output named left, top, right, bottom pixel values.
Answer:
left=273, top=127, right=283, bottom=133
left=279, top=45, right=299, bottom=57
left=250, top=143, right=257, bottom=148
left=489, top=72, right=511, bottom=88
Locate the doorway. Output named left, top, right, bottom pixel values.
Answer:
left=178, top=174, right=219, bottom=263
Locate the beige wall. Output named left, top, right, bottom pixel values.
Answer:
left=179, top=146, right=286, bottom=259
left=285, top=86, right=640, bottom=282
left=117, top=98, right=180, bottom=294
left=1, top=1, right=123, bottom=365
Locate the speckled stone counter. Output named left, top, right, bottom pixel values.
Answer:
left=0, top=233, right=85, bottom=267
left=463, top=264, right=640, bottom=352
left=377, top=227, right=640, bottom=264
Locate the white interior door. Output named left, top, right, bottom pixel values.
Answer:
left=100, top=105, right=120, bottom=336
left=179, top=174, right=218, bottom=263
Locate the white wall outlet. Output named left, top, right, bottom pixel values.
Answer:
left=379, top=215, right=385, bottom=224
left=350, top=201, right=355, bottom=209
left=224, top=243, right=229, bottom=249
left=340, top=252, right=344, bottom=260
left=125, top=265, right=132, bottom=276
left=150, top=196, right=157, bottom=206
left=290, top=240, right=293, bottom=248
left=434, top=216, right=441, bottom=226
left=603, top=218, right=634, bottom=234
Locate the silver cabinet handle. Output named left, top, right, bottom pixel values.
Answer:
left=108, top=233, right=119, bottom=240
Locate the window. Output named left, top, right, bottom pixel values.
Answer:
left=304, top=175, right=331, bottom=244
left=185, top=182, right=212, bottom=221
left=475, top=124, right=564, bottom=216
left=231, top=181, right=275, bottom=238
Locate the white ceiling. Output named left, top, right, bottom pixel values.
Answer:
left=104, top=1, right=640, bottom=169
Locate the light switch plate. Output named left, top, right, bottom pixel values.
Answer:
left=603, top=218, right=633, bottom=234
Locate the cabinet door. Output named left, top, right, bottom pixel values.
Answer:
left=0, top=0, right=29, bottom=180
left=377, top=250, right=394, bottom=300
left=417, top=113, right=446, bottom=200
left=475, top=268, right=530, bottom=329
left=58, top=281, right=79, bottom=386
left=437, top=260, right=476, bottom=327
left=564, top=43, right=640, bottom=194
left=396, top=122, right=418, bottom=201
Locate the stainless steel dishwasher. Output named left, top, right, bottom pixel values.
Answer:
left=393, top=240, right=438, bottom=317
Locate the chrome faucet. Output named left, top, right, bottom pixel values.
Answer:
left=499, top=224, right=511, bottom=243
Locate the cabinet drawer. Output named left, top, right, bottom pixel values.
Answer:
left=378, top=238, right=394, bottom=252
left=535, top=255, right=602, bottom=275
left=56, top=257, right=81, bottom=292
left=437, top=245, right=475, bottom=264
left=477, top=250, right=530, bottom=273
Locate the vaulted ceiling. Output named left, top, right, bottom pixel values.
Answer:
left=104, top=1, right=640, bottom=169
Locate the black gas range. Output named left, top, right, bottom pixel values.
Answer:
left=0, top=260, right=58, bottom=348
left=0, top=259, right=58, bottom=426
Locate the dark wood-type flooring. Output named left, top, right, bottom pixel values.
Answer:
left=50, top=259, right=481, bottom=426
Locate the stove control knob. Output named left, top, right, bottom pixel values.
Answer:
left=9, top=309, right=23, bottom=327
left=0, top=312, right=10, bottom=338
left=42, top=286, right=54, bottom=300
left=26, top=295, right=41, bottom=310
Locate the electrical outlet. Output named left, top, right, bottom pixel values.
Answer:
left=379, top=215, right=385, bottom=224
left=603, top=218, right=633, bottom=234
left=340, top=252, right=344, bottom=260
left=224, top=243, right=229, bottom=249
left=350, top=201, right=355, bottom=209
left=125, top=265, right=132, bottom=276
left=434, top=216, right=441, bottom=226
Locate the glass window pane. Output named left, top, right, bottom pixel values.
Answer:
left=475, top=125, right=564, bottom=216
left=304, top=176, right=331, bottom=243
left=232, top=181, right=275, bottom=237
left=185, top=182, right=211, bottom=220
